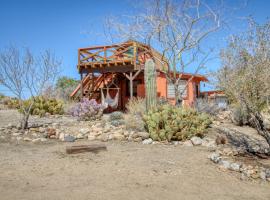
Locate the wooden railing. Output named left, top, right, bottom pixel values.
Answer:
left=78, top=41, right=138, bottom=69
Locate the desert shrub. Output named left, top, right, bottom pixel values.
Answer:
left=70, top=98, right=104, bottom=121
left=21, top=96, right=64, bottom=116
left=109, top=111, right=125, bottom=127
left=143, top=104, right=212, bottom=141
left=3, top=97, right=20, bottom=109
left=124, top=97, right=146, bottom=131
left=195, top=98, right=223, bottom=116
left=230, top=104, right=249, bottom=126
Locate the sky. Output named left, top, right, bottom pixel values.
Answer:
left=0, top=0, right=270, bottom=94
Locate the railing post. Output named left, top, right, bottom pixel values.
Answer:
left=104, top=47, right=106, bottom=64
left=133, top=42, right=137, bottom=70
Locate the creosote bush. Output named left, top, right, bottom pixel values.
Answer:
left=124, top=97, right=146, bottom=131
left=143, top=104, right=212, bottom=141
left=70, top=98, right=104, bottom=121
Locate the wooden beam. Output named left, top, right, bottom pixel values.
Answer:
left=66, top=144, right=107, bottom=154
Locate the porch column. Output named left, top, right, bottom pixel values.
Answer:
left=123, top=70, right=142, bottom=99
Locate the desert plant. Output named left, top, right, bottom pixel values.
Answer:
left=143, top=104, right=212, bottom=141
left=216, top=20, right=270, bottom=146
left=144, top=59, right=157, bottom=111
left=70, top=98, right=104, bottom=121
left=124, top=97, right=146, bottom=131
left=109, top=111, right=125, bottom=127
left=230, top=104, right=249, bottom=126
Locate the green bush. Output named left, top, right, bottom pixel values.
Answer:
left=143, top=104, right=212, bottom=141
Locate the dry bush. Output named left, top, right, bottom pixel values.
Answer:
left=124, top=97, right=146, bottom=131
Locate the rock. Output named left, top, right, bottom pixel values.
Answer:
left=142, top=138, right=153, bottom=144
left=88, top=135, right=96, bottom=141
left=100, top=133, right=109, bottom=142
left=260, top=171, right=266, bottom=180
left=136, top=132, right=150, bottom=140
left=123, top=131, right=130, bottom=137
left=79, top=128, right=90, bottom=135
left=12, top=132, right=23, bottom=136
left=190, top=136, right=203, bottom=145
left=230, top=163, right=240, bottom=171
left=183, top=140, right=193, bottom=147
left=38, top=127, right=46, bottom=133
left=23, top=137, right=32, bottom=142
left=29, top=127, right=39, bottom=132
left=208, top=152, right=221, bottom=163
left=112, top=133, right=125, bottom=141
left=133, top=137, right=142, bottom=142
left=215, top=126, right=270, bottom=155
left=46, top=128, right=56, bottom=138
left=64, top=135, right=76, bottom=142
left=219, top=160, right=231, bottom=169
left=76, top=133, right=84, bottom=139
left=7, top=123, right=13, bottom=129
left=32, top=138, right=47, bottom=143
left=265, top=169, right=270, bottom=178
left=59, top=133, right=65, bottom=141
left=202, top=140, right=216, bottom=148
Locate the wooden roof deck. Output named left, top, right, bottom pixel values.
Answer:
left=77, top=40, right=168, bottom=73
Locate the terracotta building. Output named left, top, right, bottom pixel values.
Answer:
left=70, top=40, right=208, bottom=110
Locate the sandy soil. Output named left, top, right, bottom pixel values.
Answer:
left=0, top=110, right=270, bottom=200
left=0, top=141, right=269, bottom=200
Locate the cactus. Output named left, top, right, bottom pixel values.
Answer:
left=144, top=59, right=157, bottom=111
left=143, top=104, right=212, bottom=141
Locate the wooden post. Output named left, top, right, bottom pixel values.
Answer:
left=123, top=70, right=142, bottom=99
left=130, top=72, right=133, bottom=98
left=80, top=73, right=83, bottom=98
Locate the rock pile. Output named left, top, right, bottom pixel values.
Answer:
left=209, top=151, right=270, bottom=182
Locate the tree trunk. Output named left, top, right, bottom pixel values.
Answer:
left=249, top=112, right=270, bottom=146
left=174, top=84, right=182, bottom=106
left=21, top=113, right=30, bottom=129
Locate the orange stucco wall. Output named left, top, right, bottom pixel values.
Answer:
left=100, top=72, right=203, bottom=110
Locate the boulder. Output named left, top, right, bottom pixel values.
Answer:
left=190, top=136, right=203, bottom=145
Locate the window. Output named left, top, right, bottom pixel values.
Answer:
left=167, top=80, right=187, bottom=98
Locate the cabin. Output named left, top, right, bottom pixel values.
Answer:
left=70, top=40, right=208, bottom=110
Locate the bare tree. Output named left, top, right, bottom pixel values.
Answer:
left=0, top=46, right=61, bottom=129
left=105, top=0, right=223, bottom=105
left=217, top=19, right=270, bottom=146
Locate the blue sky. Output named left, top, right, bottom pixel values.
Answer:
left=0, top=0, right=270, bottom=94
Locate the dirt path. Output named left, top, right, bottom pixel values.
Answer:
left=0, top=141, right=269, bottom=200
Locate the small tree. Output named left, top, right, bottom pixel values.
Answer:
left=105, top=0, right=222, bottom=105
left=217, top=20, right=270, bottom=146
left=0, top=46, right=61, bottom=129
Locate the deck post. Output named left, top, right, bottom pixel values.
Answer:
left=80, top=73, right=83, bottom=98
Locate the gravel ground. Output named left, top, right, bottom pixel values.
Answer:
left=0, top=110, right=269, bottom=200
